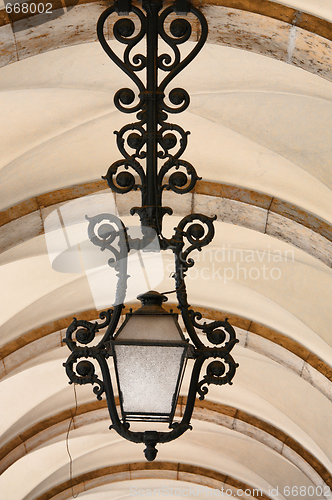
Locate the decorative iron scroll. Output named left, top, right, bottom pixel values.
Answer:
left=97, top=0, right=208, bottom=231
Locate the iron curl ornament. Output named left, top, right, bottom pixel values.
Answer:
left=63, top=0, right=239, bottom=462
left=98, top=0, right=208, bottom=232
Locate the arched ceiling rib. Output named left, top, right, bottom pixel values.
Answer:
left=2, top=319, right=332, bottom=497
left=1, top=182, right=332, bottom=265
left=1, top=401, right=330, bottom=499
left=1, top=373, right=332, bottom=486
left=1, top=40, right=332, bottom=223
left=0, top=0, right=331, bottom=94
left=1, top=388, right=330, bottom=496
left=2, top=306, right=332, bottom=399
left=1, top=397, right=331, bottom=484
left=30, top=471, right=272, bottom=500
left=18, top=458, right=277, bottom=500
left=3, top=412, right=331, bottom=498
left=1, top=221, right=331, bottom=351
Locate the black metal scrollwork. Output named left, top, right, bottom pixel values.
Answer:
left=85, top=213, right=130, bottom=306
left=63, top=313, right=112, bottom=399
left=63, top=347, right=105, bottom=400
left=189, top=311, right=237, bottom=347
left=197, top=350, right=239, bottom=400
left=97, top=0, right=207, bottom=231
left=85, top=214, right=129, bottom=263
left=188, top=312, right=239, bottom=399
left=64, top=310, right=114, bottom=350
left=63, top=306, right=125, bottom=401
left=163, top=213, right=217, bottom=274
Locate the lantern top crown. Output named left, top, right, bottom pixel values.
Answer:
left=135, top=291, right=169, bottom=315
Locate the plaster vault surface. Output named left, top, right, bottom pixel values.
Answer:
left=1, top=0, right=332, bottom=499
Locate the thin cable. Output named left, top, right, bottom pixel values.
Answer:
left=66, top=383, right=79, bottom=499
left=161, top=279, right=184, bottom=296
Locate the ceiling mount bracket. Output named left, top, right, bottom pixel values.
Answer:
left=97, top=0, right=207, bottom=234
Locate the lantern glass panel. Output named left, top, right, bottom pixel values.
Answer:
left=112, top=313, right=188, bottom=421
left=114, top=344, right=186, bottom=418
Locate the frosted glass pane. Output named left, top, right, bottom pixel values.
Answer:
left=117, top=315, right=183, bottom=342
left=115, top=345, right=185, bottom=414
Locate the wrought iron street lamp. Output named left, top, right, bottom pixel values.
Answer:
left=63, top=0, right=239, bottom=461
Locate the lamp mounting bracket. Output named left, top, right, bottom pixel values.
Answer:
left=97, top=0, right=208, bottom=234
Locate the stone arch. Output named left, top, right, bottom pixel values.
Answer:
left=1, top=0, right=332, bottom=80
left=1, top=181, right=331, bottom=265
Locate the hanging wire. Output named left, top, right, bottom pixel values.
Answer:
left=161, top=277, right=184, bottom=296
left=66, top=383, right=79, bottom=499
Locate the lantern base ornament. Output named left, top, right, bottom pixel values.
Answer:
left=63, top=0, right=239, bottom=461
left=144, top=440, right=159, bottom=462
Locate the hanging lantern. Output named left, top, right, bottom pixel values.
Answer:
left=63, top=0, right=239, bottom=462
left=109, top=291, right=191, bottom=423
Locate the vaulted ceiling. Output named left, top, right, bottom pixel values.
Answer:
left=1, top=1, right=332, bottom=499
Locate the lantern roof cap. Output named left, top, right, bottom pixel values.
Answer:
left=135, top=290, right=169, bottom=315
